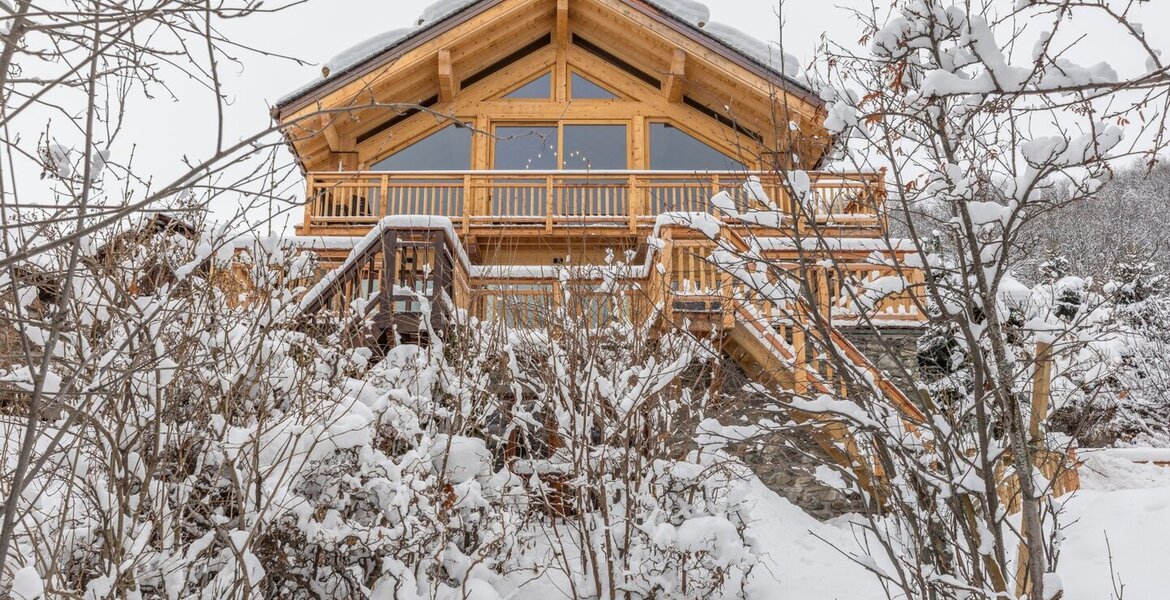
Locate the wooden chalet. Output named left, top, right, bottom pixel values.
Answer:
left=265, top=0, right=985, bottom=493
left=264, top=0, right=956, bottom=503
left=271, top=0, right=925, bottom=334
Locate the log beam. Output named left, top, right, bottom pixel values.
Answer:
left=438, top=49, right=456, bottom=103
left=556, top=0, right=569, bottom=47
left=664, top=48, right=686, bottom=103
left=318, top=114, right=353, bottom=153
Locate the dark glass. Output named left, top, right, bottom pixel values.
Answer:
left=371, top=125, right=472, bottom=171
left=562, top=125, right=627, bottom=218
left=649, top=123, right=745, bottom=171
left=494, top=126, right=558, bottom=170
left=503, top=72, right=553, bottom=99
left=493, top=126, right=558, bottom=217
left=562, top=124, right=627, bottom=170
left=571, top=73, right=619, bottom=100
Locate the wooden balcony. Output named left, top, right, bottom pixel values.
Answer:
left=300, top=170, right=888, bottom=236
left=293, top=223, right=924, bottom=355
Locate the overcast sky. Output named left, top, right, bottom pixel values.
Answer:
left=72, top=0, right=1170, bottom=229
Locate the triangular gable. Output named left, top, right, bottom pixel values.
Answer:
left=275, top=0, right=832, bottom=173
left=273, top=0, right=818, bottom=116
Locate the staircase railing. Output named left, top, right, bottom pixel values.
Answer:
left=298, top=226, right=463, bottom=347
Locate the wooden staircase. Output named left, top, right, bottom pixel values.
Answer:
left=297, top=219, right=933, bottom=501
left=297, top=226, right=467, bottom=352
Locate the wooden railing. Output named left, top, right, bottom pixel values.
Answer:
left=303, top=171, right=887, bottom=232
left=298, top=227, right=464, bottom=347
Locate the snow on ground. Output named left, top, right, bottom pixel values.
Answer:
left=1059, top=451, right=1170, bottom=600
left=739, top=476, right=886, bottom=600
left=711, top=450, right=1170, bottom=600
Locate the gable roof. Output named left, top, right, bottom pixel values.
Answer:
left=272, top=0, right=818, bottom=117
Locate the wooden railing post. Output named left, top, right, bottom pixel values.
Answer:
left=432, top=232, right=450, bottom=331
left=710, top=174, right=721, bottom=215
left=659, top=228, right=675, bottom=324
left=303, top=175, right=317, bottom=232
left=379, top=174, right=390, bottom=218
left=628, top=174, right=641, bottom=233
left=380, top=231, right=399, bottom=339
left=1030, top=342, right=1053, bottom=443
left=792, top=326, right=809, bottom=395
left=462, top=174, right=472, bottom=235
left=545, top=176, right=555, bottom=232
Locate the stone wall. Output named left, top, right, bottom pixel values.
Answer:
left=838, top=325, right=923, bottom=396
left=733, top=427, right=866, bottom=519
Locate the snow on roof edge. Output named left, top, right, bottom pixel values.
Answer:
left=274, top=0, right=820, bottom=112
left=274, top=0, right=490, bottom=110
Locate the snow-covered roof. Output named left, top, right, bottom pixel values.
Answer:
left=275, top=0, right=811, bottom=111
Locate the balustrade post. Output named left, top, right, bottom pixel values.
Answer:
left=792, top=326, right=809, bottom=396
left=303, top=175, right=317, bottom=232
left=380, top=231, right=399, bottom=337
left=379, top=174, right=390, bottom=218
left=628, top=174, right=641, bottom=233
left=545, top=176, right=555, bottom=232
left=462, top=174, right=472, bottom=234
left=710, top=175, right=721, bottom=216
left=432, top=233, right=450, bottom=332
left=659, top=228, right=675, bottom=324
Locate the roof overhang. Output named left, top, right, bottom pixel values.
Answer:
left=272, top=0, right=823, bottom=120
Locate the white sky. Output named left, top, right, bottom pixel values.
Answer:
left=26, top=0, right=1170, bottom=230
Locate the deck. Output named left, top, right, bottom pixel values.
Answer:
left=299, top=170, right=889, bottom=236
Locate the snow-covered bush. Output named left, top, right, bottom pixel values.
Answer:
left=0, top=221, right=762, bottom=599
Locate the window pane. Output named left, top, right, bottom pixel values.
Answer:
left=649, top=123, right=744, bottom=171
left=503, top=72, right=552, bottom=99
left=563, top=124, right=627, bottom=170
left=563, top=125, right=627, bottom=218
left=494, top=126, right=558, bottom=170
left=571, top=73, right=619, bottom=100
left=371, top=125, right=472, bottom=171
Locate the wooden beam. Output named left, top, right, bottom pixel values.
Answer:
left=555, top=0, right=569, bottom=102
left=664, top=48, right=685, bottom=103
left=556, top=0, right=569, bottom=46
left=438, top=49, right=455, bottom=103
left=318, top=114, right=353, bottom=153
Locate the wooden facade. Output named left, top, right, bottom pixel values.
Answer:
left=271, top=0, right=928, bottom=387
left=268, top=0, right=1081, bottom=508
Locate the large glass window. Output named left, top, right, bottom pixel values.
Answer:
left=494, top=126, right=558, bottom=170
left=371, top=125, right=472, bottom=171
left=570, top=73, right=619, bottom=100
left=492, top=126, right=558, bottom=217
left=503, top=72, right=553, bottom=100
left=649, top=123, right=744, bottom=171
left=563, top=124, right=627, bottom=170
